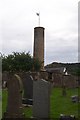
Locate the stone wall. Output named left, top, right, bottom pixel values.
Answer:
left=2, top=71, right=79, bottom=88
left=52, top=73, right=79, bottom=88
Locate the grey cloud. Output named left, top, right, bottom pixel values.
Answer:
left=45, top=46, right=78, bottom=65
left=1, top=0, right=78, bottom=65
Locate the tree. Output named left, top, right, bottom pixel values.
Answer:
left=2, top=52, right=42, bottom=72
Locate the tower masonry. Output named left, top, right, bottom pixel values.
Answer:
left=33, top=27, right=45, bottom=69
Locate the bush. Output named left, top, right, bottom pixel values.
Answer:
left=2, top=52, right=42, bottom=72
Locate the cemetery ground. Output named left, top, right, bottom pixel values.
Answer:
left=2, top=87, right=80, bottom=119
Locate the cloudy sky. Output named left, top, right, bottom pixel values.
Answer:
left=0, top=0, right=79, bottom=65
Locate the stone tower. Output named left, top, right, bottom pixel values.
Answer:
left=33, top=27, right=45, bottom=69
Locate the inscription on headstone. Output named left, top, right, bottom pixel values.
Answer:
left=33, top=79, right=51, bottom=118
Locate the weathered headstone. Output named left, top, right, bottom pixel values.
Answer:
left=60, top=114, right=75, bottom=120
left=21, top=72, right=33, bottom=105
left=33, top=79, right=51, bottom=118
left=71, top=95, right=80, bottom=103
left=3, top=73, right=24, bottom=118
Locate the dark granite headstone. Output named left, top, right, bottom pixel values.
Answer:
left=22, top=72, right=33, bottom=105
left=3, top=74, right=24, bottom=118
left=33, top=79, right=51, bottom=118
left=71, top=95, right=79, bottom=103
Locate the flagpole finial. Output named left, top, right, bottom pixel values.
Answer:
left=36, top=12, right=40, bottom=26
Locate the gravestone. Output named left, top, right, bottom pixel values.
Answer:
left=21, top=72, right=33, bottom=105
left=71, top=95, right=80, bottom=103
left=33, top=79, right=51, bottom=118
left=60, top=114, right=75, bottom=120
left=3, top=74, right=24, bottom=118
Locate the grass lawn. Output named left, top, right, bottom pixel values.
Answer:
left=50, top=87, right=79, bottom=118
left=2, top=87, right=79, bottom=119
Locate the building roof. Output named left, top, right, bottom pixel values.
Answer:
left=45, top=67, right=67, bottom=74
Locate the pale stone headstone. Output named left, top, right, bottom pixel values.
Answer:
left=33, top=79, right=51, bottom=118
left=3, top=73, right=24, bottom=118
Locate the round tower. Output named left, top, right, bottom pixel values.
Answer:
left=33, top=27, right=45, bottom=69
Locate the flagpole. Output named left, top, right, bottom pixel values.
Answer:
left=39, top=12, right=40, bottom=26
left=36, top=12, right=40, bottom=26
